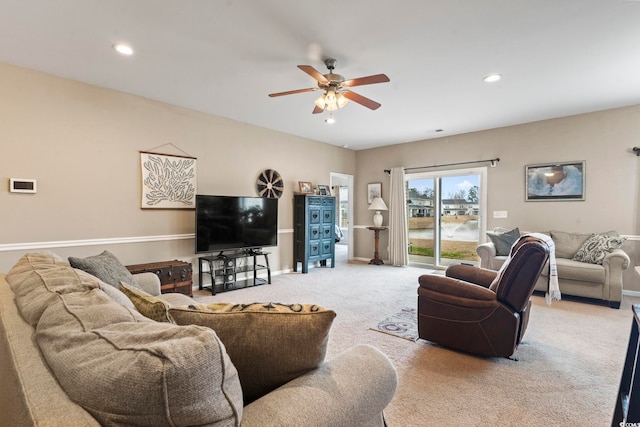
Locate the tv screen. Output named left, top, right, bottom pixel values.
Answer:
left=195, top=195, right=278, bottom=254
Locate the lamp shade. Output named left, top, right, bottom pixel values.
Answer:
left=368, top=197, right=388, bottom=211
left=368, top=197, right=388, bottom=227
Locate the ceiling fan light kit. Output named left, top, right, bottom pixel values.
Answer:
left=269, top=58, right=390, bottom=120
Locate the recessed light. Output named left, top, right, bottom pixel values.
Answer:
left=113, top=43, right=134, bottom=56
left=483, top=73, right=502, bottom=83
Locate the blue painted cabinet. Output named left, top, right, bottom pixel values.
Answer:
left=293, top=195, right=335, bottom=273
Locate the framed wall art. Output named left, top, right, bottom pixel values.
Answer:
left=367, top=182, right=382, bottom=204
left=525, top=161, right=585, bottom=201
left=141, top=152, right=197, bottom=209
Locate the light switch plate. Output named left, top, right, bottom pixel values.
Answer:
left=493, top=210, right=508, bottom=219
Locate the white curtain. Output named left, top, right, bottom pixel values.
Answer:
left=388, top=167, right=408, bottom=266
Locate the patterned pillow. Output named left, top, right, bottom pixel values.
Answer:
left=120, top=282, right=173, bottom=323
left=169, top=302, right=336, bottom=404
left=486, top=227, right=520, bottom=256
left=68, top=250, right=139, bottom=290
left=573, top=233, right=626, bottom=265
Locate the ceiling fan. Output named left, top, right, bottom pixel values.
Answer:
left=268, top=58, right=390, bottom=114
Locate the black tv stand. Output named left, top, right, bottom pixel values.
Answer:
left=198, top=250, right=271, bottom=295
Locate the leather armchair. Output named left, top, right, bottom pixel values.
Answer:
left=417, top=235, right=550, bottom=357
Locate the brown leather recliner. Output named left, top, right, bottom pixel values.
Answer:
left=417, top=235, right=550, bottom=357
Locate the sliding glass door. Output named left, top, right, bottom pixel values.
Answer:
left=406, top=167, right=486, bottom=268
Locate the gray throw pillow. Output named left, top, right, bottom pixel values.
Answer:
left=486, top=228, right=520, bottom=256
left=69, top=250, right=139, bottom=290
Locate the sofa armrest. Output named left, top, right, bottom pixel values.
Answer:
left=132, top=272, right=161, bottom=295
left=476, top=242, right=496, bottom=269
left=602, top=249, right=630, bottom=303
left=241, top=345, right=397, bottom=427
left=603, top=249, right=630, bottom=271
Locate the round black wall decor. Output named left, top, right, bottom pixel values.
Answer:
left=256, top=169, right=284, bottom=198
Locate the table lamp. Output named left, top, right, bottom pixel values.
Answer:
left=368, top=197, right=388, bottom=227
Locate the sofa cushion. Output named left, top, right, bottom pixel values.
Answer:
left=119, top=282, right=173, bottom=323
left=573, top=232, right=627, bottom=265
left=540, top=258, right=605, bottom=284
left=5, top=253, right=99, bottom=326
left=486, top=227, right=520, bottom=256
left=169, top=302, right=336, bottom=404
left=36, top=289, right=243, bottom=426
left=68, top=250, right=139, bottom=290
left=550, top=231, right=592, bottom=259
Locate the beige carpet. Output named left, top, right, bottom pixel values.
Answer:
left=193, top=253, right=638, bottom=426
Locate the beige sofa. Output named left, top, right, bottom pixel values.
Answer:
left=0, top=253, right=397, bottom=426
left=477, top=230, right=630, bottom=308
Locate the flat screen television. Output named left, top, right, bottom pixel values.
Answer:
left=195, top=195, right=278, bottom=254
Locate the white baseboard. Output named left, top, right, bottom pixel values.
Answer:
left=623, top=289, right=640, bottom=297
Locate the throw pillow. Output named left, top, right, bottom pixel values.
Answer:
left=572, top=232, right=627, bottom=265
left=486, top=227, right=520, bottom=256
left=119, top=282, right=173, bottom=323
left=169, top=302, right=336, bottom=404
left=36, top=289, right=243, bottom=426
left=68, top=250, right=139, bottom=290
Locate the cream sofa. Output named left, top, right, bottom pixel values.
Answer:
left=0, top=253, right=397, bottom=426
left=476, top=230, right=630, bottom=308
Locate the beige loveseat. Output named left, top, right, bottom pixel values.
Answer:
left=477, top=230, right=630, bottom=308
left=0, top=252, right=397, bottom=426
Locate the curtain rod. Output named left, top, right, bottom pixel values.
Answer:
left=384, top=157, right=500, bottom=174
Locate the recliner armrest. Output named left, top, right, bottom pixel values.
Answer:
left=445, top=264, right=497, bottom=288
left=418, top=274, right=497, bottom=301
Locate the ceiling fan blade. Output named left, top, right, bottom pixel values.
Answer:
left=298, top=65, right=329, bottom=84
left=343, top=90, right=382, bottom=110
left=342, top=74, right=390, bottom=87
left=268, top=87, right=317, bottom=97
left=312, top=105, right=324, bottom=114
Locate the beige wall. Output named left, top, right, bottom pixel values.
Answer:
left=0, top=62, right=356, bottom=274
left=2, top=60, right=639, bottom=292
left=354, top=105, right=640, bottom=291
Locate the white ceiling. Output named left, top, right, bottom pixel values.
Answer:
left=1, top=0, right=639, bottom=151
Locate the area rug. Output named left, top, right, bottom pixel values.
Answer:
left=370, top=307, right=418, bottom=341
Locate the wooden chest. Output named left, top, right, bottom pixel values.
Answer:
left=126, top=260, right=193, bottom=296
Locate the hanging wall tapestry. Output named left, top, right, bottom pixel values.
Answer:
left=140, top=151, right=197, bottom=209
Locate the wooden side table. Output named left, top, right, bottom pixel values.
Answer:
left=367, top=226, right=388, bottom=265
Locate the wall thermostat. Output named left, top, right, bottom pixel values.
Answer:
left=9, top=178, right=37, bottom=194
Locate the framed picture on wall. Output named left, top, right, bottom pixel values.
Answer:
left=525, top=161, right=585, bottom=201
left=140, top=152, right=197, bottom=209
left=367, top=182, right=382, bottom=204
